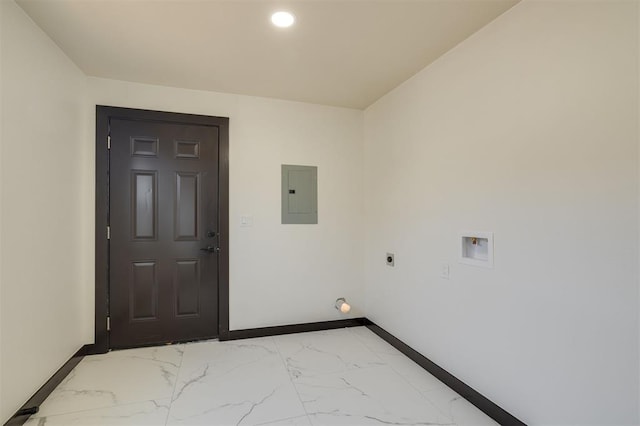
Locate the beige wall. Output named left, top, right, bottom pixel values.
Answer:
left=0, top=1, right=88, bottom=422
left=363, top=1, right=639, bottom=424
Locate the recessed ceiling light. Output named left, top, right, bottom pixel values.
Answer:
left=271, top=11, right=295, bottom=28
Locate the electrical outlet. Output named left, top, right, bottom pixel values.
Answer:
left=386, top=253, right=395, bottom=267
left=440, top=263, right=450, bottom=280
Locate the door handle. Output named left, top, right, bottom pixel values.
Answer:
left=200, top=246, right=220, bottom=253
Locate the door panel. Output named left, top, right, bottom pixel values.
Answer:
left=109, top=118, right=220, bottom=348
left=175, top=172, right=199, bottom=240
left=132, top=171, right=157, bottom=239
left=175, top=259, right=200, bottom=316
left=131, top=261, right=158, bottom=320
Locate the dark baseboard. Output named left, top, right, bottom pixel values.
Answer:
left=77, top=343, right=102, bottom=356
left=220, top=317, right=370, bottom=341
left=366, top=323, right=526, bottom=426
left=3, top=344, right=90, bottom=426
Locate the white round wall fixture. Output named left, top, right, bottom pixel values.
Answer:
left=335, top=298, right=351, bottom=314
left=271, top=11, right=295, bottom=28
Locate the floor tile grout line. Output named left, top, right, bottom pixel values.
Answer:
left=347, top=327, right=460, bottom=424
left=165, top=343, right=186, bottom=426
left=276, top=326, right=458, bottom=426
left=29, top=360, right=171, bottom=421
left=28, top=360, right=82, bottom=420
left=346, top=327, right=393, bottom=365
left=271, top=334, right=314, bottom=425
left=347, top=328, right=454, bottom=414
left=278, top=327, right=390, bottom=374
left=26, top=397, right=173, bottom=422
left=273, top=326, right=400, bottom=425
left=34, top=345, right=185, bottom=422
left=359, top=329, right=495, bottom=424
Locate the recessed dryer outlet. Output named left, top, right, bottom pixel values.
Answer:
left=459, top=231, right=493, bottom=268
left=386, top=253, right=395, bottom=267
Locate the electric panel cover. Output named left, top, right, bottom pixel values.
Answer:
left=282, top=165, right=318, bottom=224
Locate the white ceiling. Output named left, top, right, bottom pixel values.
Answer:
left=17, top=0, right=519, bottom=109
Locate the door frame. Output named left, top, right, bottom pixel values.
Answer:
left=94, top=105, right=230, bottom=353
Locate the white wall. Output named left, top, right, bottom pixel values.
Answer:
left=363, top=1, right=639, bottom=424
left=4, top=0, right=638, bottom=423
left=0, top=1, right=88, bottom=422
left=83, top=78, right=364, bottom=336
left=0, top=7, right=364, bottom=419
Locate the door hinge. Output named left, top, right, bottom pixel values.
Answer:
left=106, top=316, right=111, bottom=331
left=106, top=226, right=111, bottom=240
left=107, top=135, right=111, bottom=150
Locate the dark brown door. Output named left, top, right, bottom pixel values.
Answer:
left=109, top=118, right=220, bottom=348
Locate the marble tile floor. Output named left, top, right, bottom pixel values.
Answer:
left=25, top=327, right=498, bottom=426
